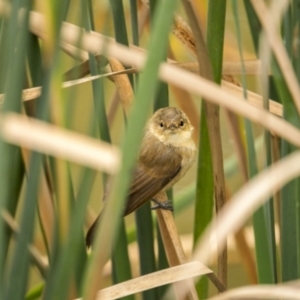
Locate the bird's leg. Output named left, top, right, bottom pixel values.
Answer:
left=151, top=198, right=173, bottom=211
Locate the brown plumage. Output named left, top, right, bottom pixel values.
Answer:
left=86, top=107, right=196, bottom=247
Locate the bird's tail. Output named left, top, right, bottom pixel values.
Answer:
left=85, top=215, right=100, bottom=248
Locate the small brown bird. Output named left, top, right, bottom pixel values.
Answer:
left=86, top=107, right=197, bottom=247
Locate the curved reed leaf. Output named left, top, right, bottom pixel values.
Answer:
left=179, top=151, right=300, bottom=299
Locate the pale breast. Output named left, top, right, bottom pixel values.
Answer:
left=163, top=143, right=197, bottom=191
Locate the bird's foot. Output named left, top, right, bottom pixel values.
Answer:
left=151, top=198, right=173, bottom=211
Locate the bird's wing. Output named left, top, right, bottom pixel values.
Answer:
left=124, top=147, right=182, bottom=215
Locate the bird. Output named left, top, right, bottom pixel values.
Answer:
left=86, top=107, right=197, bottom=247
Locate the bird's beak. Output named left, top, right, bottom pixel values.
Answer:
left=168, top=123, right=177, bottom=131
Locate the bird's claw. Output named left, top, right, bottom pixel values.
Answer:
left=151, top=198, right=173, bottom=211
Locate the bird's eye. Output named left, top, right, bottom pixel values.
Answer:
left=160, top=122, right=164, bottom=128
left=179, top=120, right=184, bottom=127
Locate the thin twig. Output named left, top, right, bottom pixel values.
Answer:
left=155, top=192, right=199, bottom=300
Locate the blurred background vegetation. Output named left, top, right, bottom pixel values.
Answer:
left=0, top=0, right=300, bottom=299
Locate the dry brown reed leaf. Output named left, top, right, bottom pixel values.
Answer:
left=250, top=0, right=300, bottom=116
left=173, top=15, right=196, bottom=56
left=207, top=285, right=300, bottom=300
left=109, top=58, right=133, bottom=114
left=75, top=261, right=211, bottom=300
left=0, top=113, right=120, bottom=173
